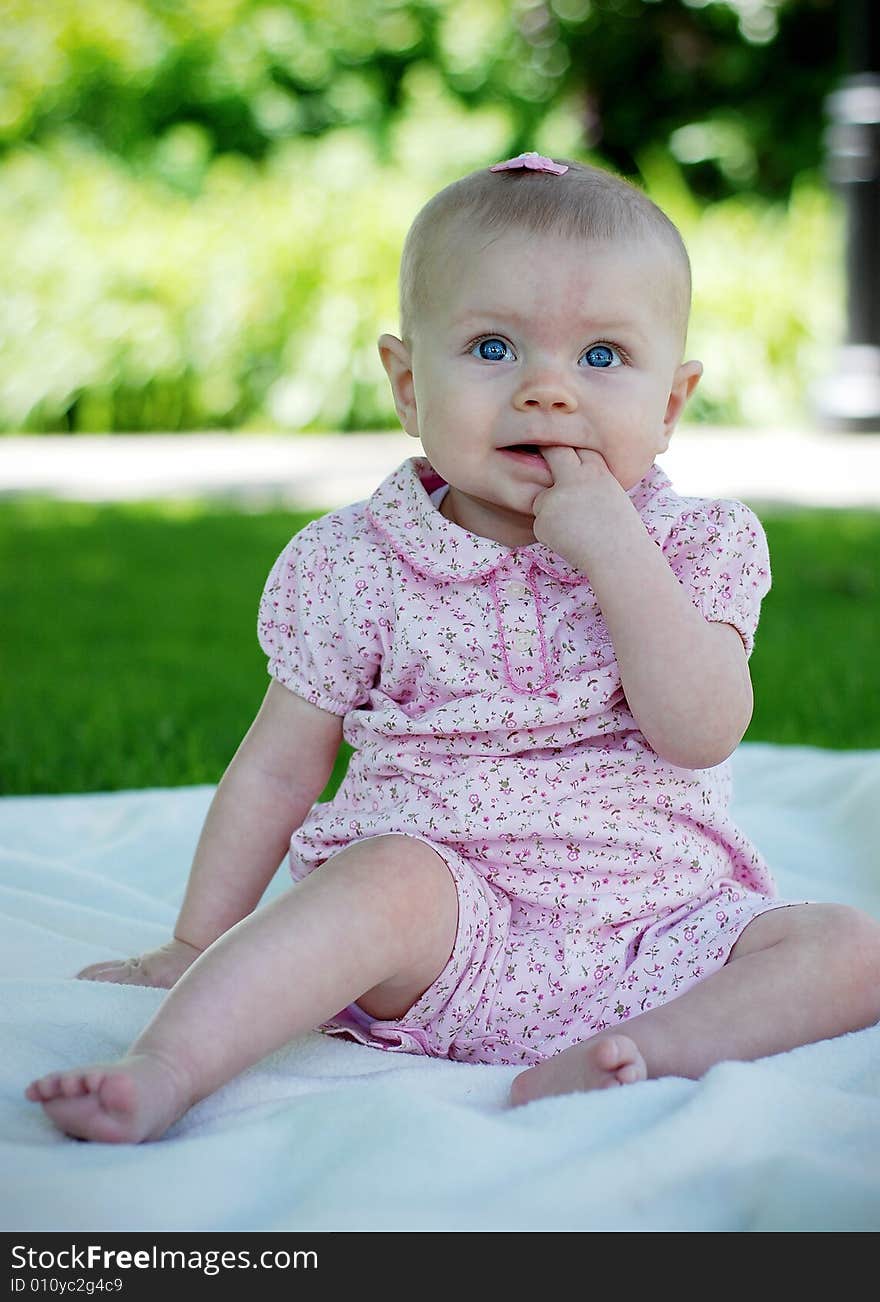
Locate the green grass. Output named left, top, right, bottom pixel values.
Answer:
left=748, top=508, right=880, bottom=748
left=0, top=499, right=324, bottom=795
left=1, top=498, right=878, bottom=795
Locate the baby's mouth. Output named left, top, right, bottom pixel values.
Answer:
left=501, top=443, right=545, bottom=458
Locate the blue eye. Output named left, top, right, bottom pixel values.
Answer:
left=473, top=337, right=513, bottom=362
left=582, top=344, right=622, bottom=369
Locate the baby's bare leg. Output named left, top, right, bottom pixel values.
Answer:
left=26, top=836, right=458, bottom=1142
left=510, top=903, right=880, bottom=1105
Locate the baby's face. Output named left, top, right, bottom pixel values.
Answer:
left=382, top=227, right=700, bottom=548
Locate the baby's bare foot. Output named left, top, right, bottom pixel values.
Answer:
left=509, top=1033, right=647, bottom=1106
left=25, top=1052, right=192, bottom=1143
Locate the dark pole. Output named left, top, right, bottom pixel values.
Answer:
left=815, top=0, right=880, bottom=431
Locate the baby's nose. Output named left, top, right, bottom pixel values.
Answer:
left=513, top=369, right=577, bottom=413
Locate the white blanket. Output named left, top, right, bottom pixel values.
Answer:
left=2, top=742, right=879, bottom=1232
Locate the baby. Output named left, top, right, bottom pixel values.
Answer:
left=27, top=153, right=880, bottom=1141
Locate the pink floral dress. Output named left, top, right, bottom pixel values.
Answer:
left=258, top=456, right=791, bottom=1066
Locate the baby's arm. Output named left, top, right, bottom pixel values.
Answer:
left=78, top=680, right=343, bottom=987
left=533, top=448, right=753, bottom=769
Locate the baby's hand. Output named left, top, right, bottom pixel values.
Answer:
left=532, top=445, right=628, bottom=564
left=77, top=938, right=203, bottom=989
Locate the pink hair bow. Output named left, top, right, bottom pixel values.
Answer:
left=490, top=152, right=568, bottom=175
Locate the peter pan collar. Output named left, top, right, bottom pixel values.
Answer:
left=365, top=456, right=678, bottom=584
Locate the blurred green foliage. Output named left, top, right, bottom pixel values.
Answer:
left=0, top=1, right=848, bottom=432
left=1, top=0, right=841, bottom=198
left=1, top=130, right=842, bottom=432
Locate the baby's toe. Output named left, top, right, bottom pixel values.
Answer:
left=59, top=1073, right=89, bottom=1098
left=616, top=1062, right=642, bottom=1085
left=98, top=1071, right=138, bottom=1118
left=27, top=1074, right=60, bottom=1102
left=594, top=1036, right=626, bottom=1070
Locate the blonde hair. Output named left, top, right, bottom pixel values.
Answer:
left=399, top=159, right=692, bottom=347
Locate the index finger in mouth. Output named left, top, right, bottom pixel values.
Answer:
left=538, top=444, right=581, bottom=469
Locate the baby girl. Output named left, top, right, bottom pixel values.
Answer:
left=26, top=152, right=880, bottom=1141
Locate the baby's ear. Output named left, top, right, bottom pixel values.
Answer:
left=660, top=360, right=702, bottom=446
left=377, top=334, right=420, bottom=438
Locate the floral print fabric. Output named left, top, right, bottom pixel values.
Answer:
left=258, top=457, right=787, bottom=1065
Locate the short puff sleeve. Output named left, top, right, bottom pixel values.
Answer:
left=661, top=499, right=771, bottom=656
left=257, top=520, right=381, bottom=715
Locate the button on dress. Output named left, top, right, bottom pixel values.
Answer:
left=258, top=457, right=792, bottom=1065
